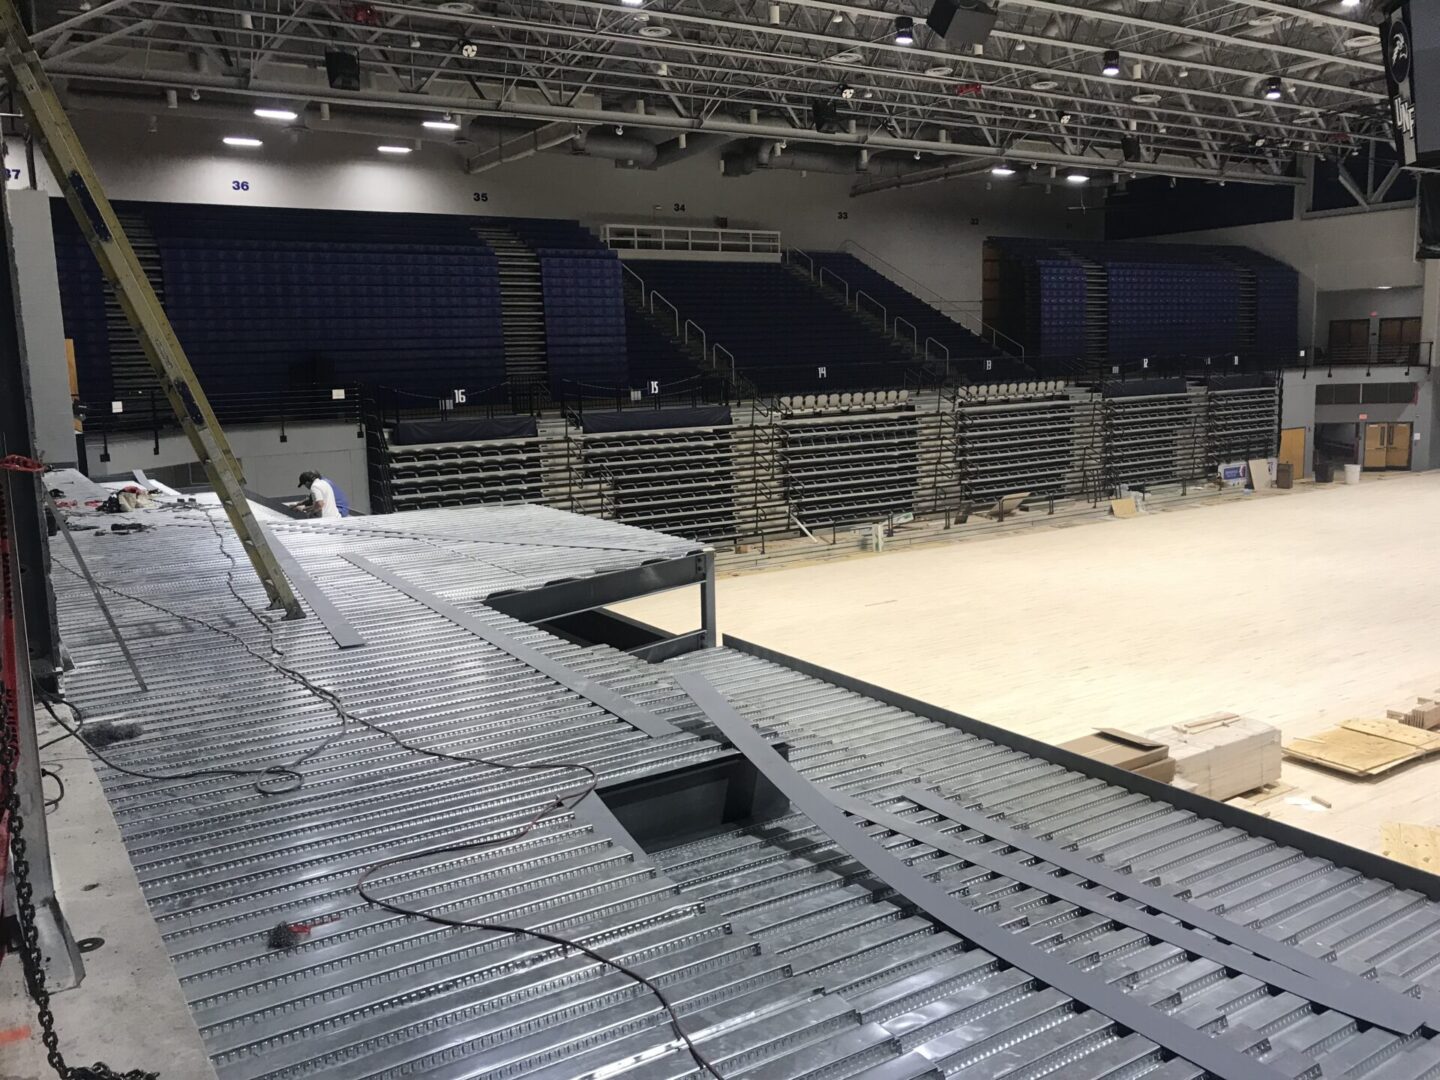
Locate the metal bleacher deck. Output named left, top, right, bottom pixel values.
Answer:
left=46, top=501, right=1440, bottom=1080
left=370, top=376, right=1282, bottom=543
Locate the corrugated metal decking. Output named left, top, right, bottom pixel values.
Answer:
left=49, top=504, right=1440, bottom=1080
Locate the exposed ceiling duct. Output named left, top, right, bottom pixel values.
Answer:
left=569, top=130, right=658, bottom=167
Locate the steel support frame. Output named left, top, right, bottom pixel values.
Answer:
left=724, top=636, right=1440, bottom=903
left=0, top=163, right=82, bottom=989
left=672, top=668, right=1288, bottom=1080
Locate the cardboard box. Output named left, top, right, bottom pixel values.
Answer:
left=1134, top=757, right=1177, bottom=783
left=1060, top=728, right=1169, bottom=771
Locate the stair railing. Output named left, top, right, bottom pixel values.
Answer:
left=856, top=289, right=888, bottom=332
left=840, top=239, right=1026, bottom=357
left=620, top=259, right=743, bottom=391
left=893, top=315, right=919, bottom=353
left=819, top=266, right=850, bottom=306
left=786, top=248, right=815, bottom=278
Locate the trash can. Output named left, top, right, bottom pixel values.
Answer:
left=1276, top=462, right=1294, bottom=489
left=1343, top=463, right=1362, bottom=485
left=1314, top=461, right=1334, bottom=484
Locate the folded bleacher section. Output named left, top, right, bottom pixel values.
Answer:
left=508, top=219, right=627, bottom=391
left=952, top=381, right=1087, bottom=505
left=805, top=251, right=1010, bottom=378
left=133, top=204, right=506, bottom=397
left=774, top=407, right=924, bottom=528
left=637, top=260, right=916, bottom=393
left=987, top=238, right=1299, bottom=367
left=1103, top=379, right=1207, bottom=489
left=380, top=417, right=544, bottom=512
left=50, top=211, right=112, bottom=402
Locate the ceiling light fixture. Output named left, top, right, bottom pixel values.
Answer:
left=1263, top=76, right=1284, bottom=100
left=1059, top=110, right=1073, bottom=124
left=991, top=162, right=1017, bottom=176
left=253, top=107, right=297, bottom=121
left=423, top=118, right=460, bottom=131
left=1102, top=49, right=1121, bottom=77
left=223, top=136, right=262, bottom=147
left=894, top=15, right=914, bottom=45
left=377, top=144, right=413, bottom=154
left=1066, top=171, right=1089, bottom=183
left=621, top=0, right=645, bottom=6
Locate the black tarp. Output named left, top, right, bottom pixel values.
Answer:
left=1103, top=378, right=1187, bottom=398
left=580, top=407, right=732, bottom=434
left=390, top=416, right=539, bottom=445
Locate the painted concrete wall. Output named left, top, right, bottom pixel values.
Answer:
left=1155, top=206, right=1421, bottom=351
left=1315, top=286, right=1424, bottom=353
left=88, top=422, right=370, bottom=512
left=6, top=189, right=77, bottom=465
left=1281, top=367, right=1435, bottom=475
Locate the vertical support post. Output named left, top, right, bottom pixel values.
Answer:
left=699, top=550, right=717, bottom=649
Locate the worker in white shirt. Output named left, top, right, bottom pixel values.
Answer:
left=297, top=470, right=350, bottom=519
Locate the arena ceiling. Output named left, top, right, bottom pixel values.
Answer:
left=21, top=0, right=1397, bottom=189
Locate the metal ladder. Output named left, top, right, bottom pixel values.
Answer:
left=0, top=0, right=302, bottom=617
left=472, top=224, right=548, bottom=385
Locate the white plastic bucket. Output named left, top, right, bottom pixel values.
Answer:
left=1343, top=463, right=1362, bottom=485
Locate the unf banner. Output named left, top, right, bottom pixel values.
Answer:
left=1384, top=0, right=1440, bottom=167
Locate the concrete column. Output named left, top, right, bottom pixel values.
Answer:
left=5, top=188, right=77, bottom=466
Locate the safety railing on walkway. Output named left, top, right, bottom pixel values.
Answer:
left=604, top=224, right=782, bottom=255
left=621, top=261, right=741, bottom=386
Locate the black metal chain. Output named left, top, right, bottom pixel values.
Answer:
left=2, top=678, right=157, bottom=1079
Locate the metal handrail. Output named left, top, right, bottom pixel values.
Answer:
left=841, top=238, right=1026, bottom=357
left=855, top=289, right=887, bottom=331
left=786, top=248, right=815, bottom=277
left=603, top=223, right=782, bottom=254
left=620, top=261, right=647, bottom=291
left=819, top=266, right=850, bottom=306
left=651, top=291, right=681, bottom=335
left=684, top=319, right=706, bottom=357
left=893, top=315, right=919, bottom=352
left=715, top=343, right=736, bottom=379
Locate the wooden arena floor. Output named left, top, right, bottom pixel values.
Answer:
left=620, top=471, right=1440, bottom=858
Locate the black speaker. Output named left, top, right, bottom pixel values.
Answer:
left=325, top=49, right=361, bottom=91
left=926, top=0, right=998, bottom=50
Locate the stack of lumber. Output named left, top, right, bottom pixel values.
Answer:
left=1058, top=728, right=1175, bottom=782
left=1387, top=693, right=1440, bottom=730
left=1145, top=712, right=1281, bottom=801
left=1283, top=718, right=1440, bottom=778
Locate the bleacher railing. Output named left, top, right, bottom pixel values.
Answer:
left=808, top=241, right=1026, bottom=357
left=80, top=386, right=363, bottom=454
left=1299, top=342, right=1433, bottom=371
left=603, top=224, right=782, bottom=256
left=619, top=261, right=744, bottom=390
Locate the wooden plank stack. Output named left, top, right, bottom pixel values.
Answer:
left=1283, top=718, right=1440, bottom=778
left=1145, top=712, right=1281, bottom=801
left=1386, top=692, right=1440, bottom=730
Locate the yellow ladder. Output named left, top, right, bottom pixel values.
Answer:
left=0, top=1, right=302, bottom=617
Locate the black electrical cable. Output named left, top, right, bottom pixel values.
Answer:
left=41, top=765, right=64, bottom=811
left=49, top=537, right=727, bottom=1078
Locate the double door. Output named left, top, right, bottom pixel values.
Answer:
left=1364, top=422, right=1413, bottom=470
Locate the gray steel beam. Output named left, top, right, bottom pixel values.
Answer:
left=724, top=636, right=1440, bottom=903
left=844, top=785, right=1432, bottom=1034
left=673, top=668, right=1290, bottom=1080
left=258, top=523, right=365, bottom=650
left=485, top=553, right=709, bottom=625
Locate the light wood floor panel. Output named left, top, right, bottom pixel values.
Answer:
left=620, top=473, right=1440, bottom=858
